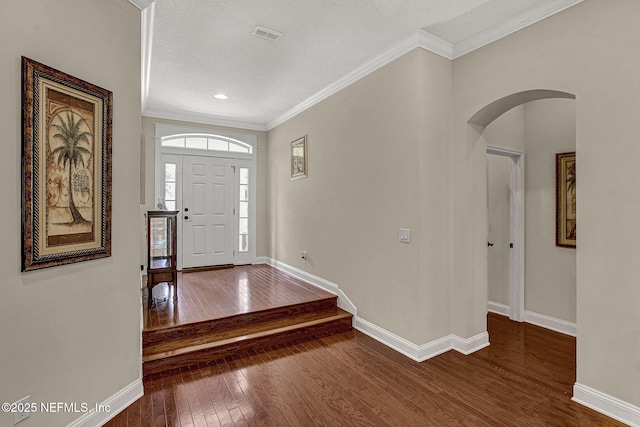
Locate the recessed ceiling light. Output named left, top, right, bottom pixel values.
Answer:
left=214, top=94, right=228, bottom=100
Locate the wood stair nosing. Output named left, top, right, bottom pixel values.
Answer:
left=143, top=307, right=346, bottom=356
left=142, top=310, right=352, bottom=376
left=144, top=310, right=352, bottom=361
left=143, top=295, right=338, bottom=347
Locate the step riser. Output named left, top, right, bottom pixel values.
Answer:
left=143, top=297, right=337, bottom=347
left=143, top=316, right=352, bottom=376
left=144, top=307, right=344, bottom=356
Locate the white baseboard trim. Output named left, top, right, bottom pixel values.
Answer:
left=488, top=301, right=510, bottom=317
left=264, top=257, right=489, bottom=361
left=356, top=317, right=449, bottom=362
left=255, top=256, right=268, bottom=265
left=525, top=310, right=576, bottom=337
left=68, top=379, right=143, bottom=427
left=573, top=383, right=640, bottom=427
left=356, top=317, right=489, bottom=362
left=452, top=332, right=491, bottom=355
left=261, top=257, right=357, bottom=317
left=487, top=301, right=577, bottom=337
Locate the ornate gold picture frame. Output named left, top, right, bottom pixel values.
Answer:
left=556, top=151, right=576, bottom=248
left=22, top=57, right=112, bottom=271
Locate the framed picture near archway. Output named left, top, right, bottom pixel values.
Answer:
left=556, top=151, right=576, bottom=248
left=22, top=57, right=112, bottom=271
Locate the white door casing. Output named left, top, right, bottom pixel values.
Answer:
left=486, top=145, right=525, bottom=322
left=487, top=154, right=512, bottom=310
left=154, top=125, right=258, bottom=269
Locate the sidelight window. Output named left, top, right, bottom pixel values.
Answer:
left=238, top=167, right=249, bottom=253
left=164, top=163, right=177, bottom=210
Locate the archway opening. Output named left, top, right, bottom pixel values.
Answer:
left=468, top=89, right=577, bottom=334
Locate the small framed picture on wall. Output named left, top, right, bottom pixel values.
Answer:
left=556, top=151, right=576, bottom=248
left=291, top=135, right=307, bottom=180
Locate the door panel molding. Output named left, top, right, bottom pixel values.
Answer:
left=182, top=156, right=235, bottom=268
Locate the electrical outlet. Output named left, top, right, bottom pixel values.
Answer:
left=13, top=396, right=30, bottom=425
left=301, top=251, right=307, bottom=260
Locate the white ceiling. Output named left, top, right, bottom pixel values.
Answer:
left=138, top=0, right=582, bottom=130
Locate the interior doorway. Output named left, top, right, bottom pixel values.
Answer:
left=486, top=146, right=524, bottom=322
left=468, top=90, right=576, bottom=327
left=486, top=145, right=524, bottom=322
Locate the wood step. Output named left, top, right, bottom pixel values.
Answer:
left=143, top=296, right=338, bottom=348
left=143, top=308, right=352, bottom=376
left=144, top=307, right=344, bottom=356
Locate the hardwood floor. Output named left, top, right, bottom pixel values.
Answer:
left=107, top=312, right=623, bottom=426
left=144, top=265, right=335, bottom=331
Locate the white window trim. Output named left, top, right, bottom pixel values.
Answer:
left=155, top=123, right=257, bottom=147
left=161, top=133, right=253, bottom=154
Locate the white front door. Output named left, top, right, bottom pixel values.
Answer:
left=182, top=156, right=235, bottom=268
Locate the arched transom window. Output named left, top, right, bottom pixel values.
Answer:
left=161, top=133, right=252, bottom=154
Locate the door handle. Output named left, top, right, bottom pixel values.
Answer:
left=184, top=216, right=189, bottom=220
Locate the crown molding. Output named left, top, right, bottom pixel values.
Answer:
left=417, top=30, right=454, bottom=59
left=143, top=108, right=267, bottom=132
left=141, top=0, right=583, bottom=132
left=142, top=30, right=452, bottom=132
left=265, top=1, right=583, bottom=129
left=452, top=0, right=584, bottom=58
left=128, top=0, right=155, bottom=11
left=266, top=32, right=428, bottom=130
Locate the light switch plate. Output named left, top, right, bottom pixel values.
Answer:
left=399, top=228, right=411, bottom=243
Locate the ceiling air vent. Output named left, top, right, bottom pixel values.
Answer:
left=252, top=25, right=282, bottom=41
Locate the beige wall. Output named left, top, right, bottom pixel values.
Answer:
left=2, top=0, right=634, bottom=423
left=0, top=1, right=142, bottom=426
left=452, top=0, right=640, bottom=406
left=524, top=99, right=576, bottom=322
left=484, top=105, right=526, bottom=153
left=267, top=49, right=452, bottom=344
left=140, top=117, right=269, bottom=261
left=267, top=0, right=639, bottom=410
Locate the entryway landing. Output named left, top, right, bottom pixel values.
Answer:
left=142, top=264, right=352, bottom=376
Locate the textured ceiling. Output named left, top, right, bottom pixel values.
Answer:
left=143, top=0, right=581, bottom=130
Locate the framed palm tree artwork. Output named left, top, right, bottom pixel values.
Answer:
left=556, top=151, right=576, bottom=248
left=22, top=57, right=112, bottom=271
